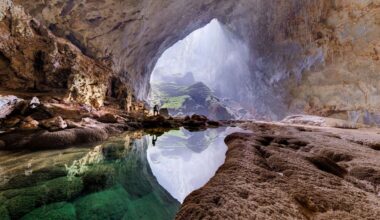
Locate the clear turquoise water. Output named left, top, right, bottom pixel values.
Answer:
left=0, top=127, right=239, bottom=220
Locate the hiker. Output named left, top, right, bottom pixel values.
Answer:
left=153, top=104, right=159, bottom=116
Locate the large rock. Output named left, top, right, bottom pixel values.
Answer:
left=97, top=113, right=118, bottom=124
left=19, top=116, right=39, bottom=130
left=0, top=96, right=22, bottom=119
left=3, top=117, right=21, bottom=128
left=159, top=108, right=169, bottom=117
left=21, top=202, right=76, bottom=220
left=0, top=1, right=111, bottom=107
left=40, top=116, right=68, bottom=131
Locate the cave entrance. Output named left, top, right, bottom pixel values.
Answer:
left=149, top=19, right=253, bottom=120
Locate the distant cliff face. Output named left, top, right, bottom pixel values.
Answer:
left=2, top=0, right=380, bottom=122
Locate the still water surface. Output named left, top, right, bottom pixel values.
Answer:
left=0, top=127, right=244, bottom=219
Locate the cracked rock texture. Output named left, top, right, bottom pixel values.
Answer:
left=176, top=122, right=380, bottom=219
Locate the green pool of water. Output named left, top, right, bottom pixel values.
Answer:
left=0, top=127, right=242, bottom=219
left=0, top=130, right=180, bottom=220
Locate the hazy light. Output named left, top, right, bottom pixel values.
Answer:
left=151, top=19, right=253, bottom=107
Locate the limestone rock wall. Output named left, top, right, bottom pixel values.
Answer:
left=288, top=0, right=380, bottom=125
left=0, top=0, right=111, bottom=107
left=4, top=0, right=380, bottom=122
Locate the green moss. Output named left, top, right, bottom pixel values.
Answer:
left=74, top=186, right=129, bottom=220
left=0, top=205, right=10, bottom=220
left=21, top=202, right=76, bottom=220
left=39, top=176, right=83, bottom=204
left=123, top=192, right=179, bottom=220
left=0, top=194, right=6, bottom=203
left=2, top=177, right=83, bottom=219
left=82, top=164, right=117, bottom=192
left=161, top=95, right=190, bottom=110
left=0, top=166, right=67, bottom=191
left=5, top=195, right=37, bottom=219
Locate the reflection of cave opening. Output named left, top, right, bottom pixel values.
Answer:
left=149, top=19, right=254, bottom=120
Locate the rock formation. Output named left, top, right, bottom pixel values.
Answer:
left=0, top=0, right=376, bottom=123
left=0, top=0, right=111, bottom=107
left=177, top=122, right=380, bottom=219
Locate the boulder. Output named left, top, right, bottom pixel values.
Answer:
left=159, top=108, right=170, bottom=117
left=65, top=120, right=82, bottom=128
left=0, top=96, right=21, bottom=119
left=191, top=114, right=208, bottom=122
left=0, top=140, right=5, bottom=149
left=97, top=113, right=119, bottom=123
left=20, top=202, right=76, bottom=220
left=40, top=116, right=68, bottom=131
left=29, top=97, right=40, bottom=109
left=207, top=120, right=221, bottom=127
left=3, top=117, right=21, bottom=128
left=19, top=116, right=39, bottom=130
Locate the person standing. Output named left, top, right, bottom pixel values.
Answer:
left=153, top=104, right=159, bottom=116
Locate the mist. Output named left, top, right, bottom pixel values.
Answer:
left=150, top=19, right=254, bottom=118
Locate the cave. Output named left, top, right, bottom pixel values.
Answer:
left=0, top=1, right=380, bottom=219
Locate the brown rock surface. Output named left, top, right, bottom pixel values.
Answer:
left=177, top=122, right=380, bottom=219
left=0, top=1, right=112, bottom=107
left=11, top=0, right=378, bottom=122
left=19, top=116, right=39, bottom=130
left=40, top=116, right=67, bottom=131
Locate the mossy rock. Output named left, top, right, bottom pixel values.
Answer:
left=21, top=202, right=76, bottom=220
left=5, top=195, right=38, bottom=219
left=0, top=166, right=67, bottom=191
left=82, top=164, right=117, bottom=192
left=0, top=205, right=10, bottom=220
left=0, top=194, right=6, bottom=203
left=101, top=142, right=126, bottom=160
left=74, top=186, right=129, bottom=220
left=122, top=192, right=179, bottom=220
left=38, top=177, right=83, bottom=204
left=3, top=177, right=83, bottom=219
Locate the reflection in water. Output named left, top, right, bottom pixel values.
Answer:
left=147, top=127, right=247, bottom=203
left=0, top=127, right=245, bottom=219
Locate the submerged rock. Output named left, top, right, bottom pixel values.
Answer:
left=82, top=165, right=117, bottom=193
left=74, top=186, right=129, bottom=220
left=21, top=202, right=76, bottom=220
left=3, top=177, right=83, bottom=219
left=0, top=205, right=10, bottom=220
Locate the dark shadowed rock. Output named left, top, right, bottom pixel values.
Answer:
left=97, top=113, right=119, bottom=123
left=159, top=108, right=169, bottom=117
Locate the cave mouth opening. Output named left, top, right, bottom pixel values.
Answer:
left=148, top=19, right=254, bottom=120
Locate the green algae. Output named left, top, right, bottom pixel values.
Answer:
left=21, top=202, right=76, bottom=220
left=74, top=186, right=129, bottom=220
left=2, top=177, right=83, bottom=219
left=1, top=132, right=181, bottom=220
left=0, top=205, right=10, bottom=220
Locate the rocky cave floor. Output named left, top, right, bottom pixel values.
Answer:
left=177, top=121, right=380, bottom=220
left=0, top=93, right=223, bottom=151
left=1, top=94, right=380, bottom=219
